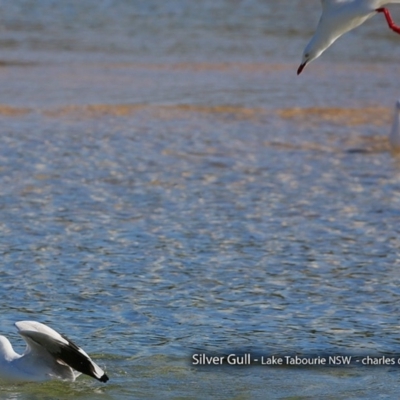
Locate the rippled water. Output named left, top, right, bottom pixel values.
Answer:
left=0, top=1, right=400, bottom=399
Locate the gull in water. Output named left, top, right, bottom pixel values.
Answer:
left=298, top=0, right=400, bottom=74
left=0, top=321, right=109, bottom=383
left=390, top=99, right=400, bottom=151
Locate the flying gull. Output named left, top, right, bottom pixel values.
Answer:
left=298, top=0, right=400, bottom=74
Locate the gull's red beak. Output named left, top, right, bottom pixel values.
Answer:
left=297, top=62, right=306, bottom=75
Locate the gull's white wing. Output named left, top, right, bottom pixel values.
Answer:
left=16, top=321, right=70, bottom=346
left=15, top=321, right=109, bottom=383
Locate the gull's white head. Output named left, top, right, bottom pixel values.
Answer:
left=297, top=0, right=376, bottom=75
left=0, top=336, right=18, bottom=362
left=297, top=42, right=324, bottom=75
left=297, top=14, right=337, bottom=76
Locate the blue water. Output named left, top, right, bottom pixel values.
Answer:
left=0, top=1, right=400, bottom=399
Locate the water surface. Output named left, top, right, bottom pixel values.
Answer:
left=0, top=1, right=400, bottom=398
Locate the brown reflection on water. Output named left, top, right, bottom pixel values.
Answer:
left=38, top=104, right=393, bottom=128
left=42, top=103, right=271, bottom=122
left=0, top=101, right=395, bottom=154
left=0, top=104, right=31, bottom=116
left=278, top=107, right=391, bottom=127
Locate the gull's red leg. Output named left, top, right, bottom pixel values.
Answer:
left=376, top=7, right=400, bottom=35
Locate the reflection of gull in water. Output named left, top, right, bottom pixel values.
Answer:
left=389, top=99, right=400, bottom=152
left=298, top=0, right=400, bottom=75
left=346, top=99, right=400, bottom=153
left=0, top=321, right=109, bottom=383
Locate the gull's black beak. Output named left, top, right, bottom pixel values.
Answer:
left=297, top=62, right=306, bottom=75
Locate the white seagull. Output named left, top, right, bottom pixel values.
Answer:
left=298, top=0, right=400, bottom=74
left=0, top=321, right=109, bottom=383
left=389, top=99, right=400, bottom=151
